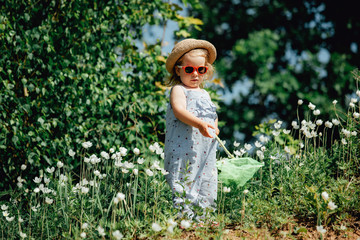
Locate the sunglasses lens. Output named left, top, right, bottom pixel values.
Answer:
left=198, top=67, right=207, bottom=74
left=184, top=66, right=194, bottom=74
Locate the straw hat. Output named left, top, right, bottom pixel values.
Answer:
left=165, top=38, right=217, bottom=73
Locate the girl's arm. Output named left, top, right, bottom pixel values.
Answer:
left=215, top=118, right=219, bottom=135
left=170, top=85, right=215, bottom=138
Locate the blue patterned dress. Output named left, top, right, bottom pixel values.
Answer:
left=164, top=85, right=218, bottom=218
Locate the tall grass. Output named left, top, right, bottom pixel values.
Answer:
left=1, top=70, right=359, bottom=239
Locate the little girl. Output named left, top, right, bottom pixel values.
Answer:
left=164, top=39, right=219, bottom=220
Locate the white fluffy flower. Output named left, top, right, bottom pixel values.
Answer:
left=133, top=148, right=140, bottom=155
left=298, top=99, right=303, bottom=105
left=57, top=161, right=64, bottom=168
left=19, top=232, right=27, bottom=239
left=119, top=147, right=128, bottom=156
left=353, top=112, right=360, bottom=118
left=332, top=119, right=340, bottom=125
left=180, top=220, right=191, bottom=229
left=33, top=177, right=42, bottom=184
left=133, top=169, right=138, bottom=175
left=21, top=164, right=27, bottom=170
left=80, top=232, right=86, bottom=238
left=244, top=143, right=252, bottom=151
left=283, top=129, right=290, bottom=134
left=46, top=167, right=55, bottom=174
left=45, top=197, right=53, bottom=204
left=112, top=230, right=124, bottom=240
left=321, top=191, right=329, bottom=201
left=243, top=189, right=249, bottom=194
left=137, top=158, right=145, bottom=164
left=332, top=100, right=338, bottom=105
left=116, top=192, right=125, bottom=201
left=68, top=149, right=75, bottom=157
left=223, top=187, right=231, bottom=193
left=152, top=223, right=162, bottom=232
left=316, top=225, right=326, bottom=234
left=316, top=119, right=323, bottom=126
left=291, top=121, right=299, bottom=129
left=272, top=131, right=280, bottom=136
left=82, top=141, right=93, bottom=149
left=313, top=109, right=321, bottom=115
left=308, top=102, right=316, bottom=110
left=254, top=141, right=262, bottom=148
left=97, top=225, right=106, bottom=236
left=325, top=121, right=333, bottom=128
left=328, top=201, right=338, bottom=210
left=145, top=169, right=154, bottom=177
left=1, top=204, right=8, bottom=211
left=100, top=151, right=110, bottom=160
left=82, top=223, right=89, bottom=229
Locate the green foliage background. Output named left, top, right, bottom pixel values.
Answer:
left=0, top=0, right=200, bottom=190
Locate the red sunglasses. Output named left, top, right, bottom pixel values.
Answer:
left=177, top=65, right=208, bottom=75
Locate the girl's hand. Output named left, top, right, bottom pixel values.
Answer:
left=198, top=121, right=216, bottom=138
left=215, top=127, right=220, bottom=136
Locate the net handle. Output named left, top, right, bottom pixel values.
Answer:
left=214, top=135, right=235, bottom=159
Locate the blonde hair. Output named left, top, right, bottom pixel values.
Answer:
left=165, top=48, right=214, bottom=88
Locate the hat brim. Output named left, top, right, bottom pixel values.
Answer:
left=165, top=39, right=217, bottom=74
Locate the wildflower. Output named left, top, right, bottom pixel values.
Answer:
left=137, top=158, right=145, bottom=164
left=291, top=121, right=299, bottom=129
left=81, top=187, right=89, bottom=194
left=349, top=102, right=355, bottom=108
left=18, top=216, right=24, bottom=223
left=341, top=129, right=351, bottom=138
left=122, top=168, right=129, bottom=174
left=145, top=169, right=154, bottom=176
left=6, top=216, right=15, bottom=222
left=46, top=167, right=55, bottom=174
left=21, top=164, right=27, bottom=170
left=119, top=147, right=127, bottom=156
left=356, top=90, right=360, bottom=97
left=100, top=151, right=110, bottom=160
left=243, top=189, right=249, bottom=194
left=1, top=204, right=8, bottom=211
left=298, top=99, right=303, bottom=105
left=223, top=187, right=231, bottom=193
left=272, top=131, right=280, bottom=136
left=313, top=109, right=320, bottom=115
left=332, top=100, right=338, bottom=105
left=180, top=220, right=191, bottom=229
left=44, top=177, right=50, bottom=184
left=82, top=223, right=89, bottom=229
left=90, top=154, right=100, bottom=164
left=19, top=232, right=27, bottom=239
left=316, top=119, right=323, bottom=126
left=244, top=143, right=252, bottom=151
left=45, top=197, right=53, bottom=204
left=116, top=192, right=125, bottom=201
left=350, top=98, right=358, bottom=103
left=84, top=157, right=90, bottom=163
left=80, top=232, right=86, bottom=238
left=353, top=112, right=360, bottom=118
left=260, top=146, right=266, bottom=152
left=152, top=223, right=162, bottom=232
left=351, top=131, right=357, bottom=136
left=321, top=191, right=329, bottom=201
left=340, top=225, right=347, bottom=230
left=33, top=177, right=42, bottom=184
left=132, top=169, right=138, bottom=175
left=255, top=141, right=262, bottom=148
left=233, top=141, right=240, bottom=147
left=283, top=129, right=290, bottom=134
left=57, top=161, right=64, bottom=168
left=2, top=211, right=9, bottom=217
left=256, top=150, right=264, bottom=160
left=274, top=122, right=282, bottom=129
left=112, top=230, right=124, bottom=240
left=316, top=225, right=326, bottom=234
left=133, top=148, right=140, bottom=155
left=259, top=135, right=269, bottom=143
left=68, top=149, right=75, bottom=157
left=94, top=170, right=101, bottom=176
left=325, top=121, right=333, bottom=128
left=234, top=150, right=241, bottom=157
left=328, top=201, right=338, bottom=210
left=332, top=119, right=340, bottom=125
left=168, top=218, right=177, bottom=227
left=97, top=225, right=106, bottom=236
left=110, top=148, right=115, bottom=153
left=161, top=169, right=169, bottom=175
left=308, top=102, right=316, bottom=110
left=82, top=141, right=93, bottom=149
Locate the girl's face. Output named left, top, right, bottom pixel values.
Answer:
left=176, top=53, right=206, bottom=89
